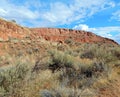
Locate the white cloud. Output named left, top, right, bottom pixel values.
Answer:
left=0, top=0, right=117, bottom=27
left=42, top=2, right=73, bottom=24
left=89, top=27, right=120, bottom=40
left=0, top=8, right=7, bottom=16
left=41, top=0, right=115, bottom=26
left=114, top=34, right=120, bottom=43
left=111, top=10, right=120, bottom=21
left=0, top=0, right=40, bottom=26
left=73, top=24, right=120, bottom=43
left=73, top=24, right=89, bottom=31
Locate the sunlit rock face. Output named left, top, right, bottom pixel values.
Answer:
left=31, top=28, right=118, bottom=45
left=0, top=18, right=118, bottom=45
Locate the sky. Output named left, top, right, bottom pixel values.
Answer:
left=0, top=0, right=120, bottom=43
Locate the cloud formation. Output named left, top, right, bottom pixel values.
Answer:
left=0, top=0, right=40, bottom=26
left=41, top=0, right=115, bottom=26
left=73, top=24, right=120, bottom=43
left=74, top=24, right=89, bottom=31
left=112, top=10, right=120, bottom=21
left=0, top=0, right=116, bottom=27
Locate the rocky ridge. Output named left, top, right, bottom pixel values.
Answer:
left=31, top=28, right=118, bottom=45
left=0, top=18, right=118, bottom=45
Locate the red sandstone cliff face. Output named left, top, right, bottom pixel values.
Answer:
left=0, top=18, right=118, bottom=45
left=0, top=18, right=31, bottom=41
left=31, top=28, right=118, bottom=45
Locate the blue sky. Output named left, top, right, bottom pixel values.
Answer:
left=0, top=0, right=120, bottom=43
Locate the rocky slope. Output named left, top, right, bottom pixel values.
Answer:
left=31, top=28, right=118, bottom=45
left=0, top=18, right=30, bottom=41
left=0, top=18, right=118, bottom=45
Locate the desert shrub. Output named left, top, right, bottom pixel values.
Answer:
left=40, top=89, right=61, bottom=97
left=31, top=48, right=39, bottom=53
left=11, top=19, right=16, bottom=23
left=58, top=59, right=109, bottom=89
left=40, top=89, right=76, bottom=97
left=26, top=48, right=33, bottom=54
left=0, top=63, right=29, bottom=96
left=111, top=46, right=120, bottom=60
left=57, top=45, right=66, bottom=51
left=40, top=85, right=96, bottom=97
left=80, top=50, right=95, bottom=59
left=32, top=56, right=50, bottom=73
left=58, top=62, right=93, bottom=88
left=92, top=61, right=110, bottom=78
left=80, top=44, right=116, bottom=63
left=80, top=44, right=98, bottom=59
left=64, top=39, right=73, bottom=44
left=48, top=50, right=74, bottom=73
left=65, top=49, right=79, bottom=57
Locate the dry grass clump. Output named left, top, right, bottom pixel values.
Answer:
left=0, top=63, right=30, bottom=97
left=80, top=44, right=118, bottom=63
left=48, top=50, right=74, bottom=69
left=40, top=87, right=97, bottom=97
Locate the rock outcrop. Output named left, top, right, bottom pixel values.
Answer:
left=0, top=18, right=31, bottom=41
left=31, top=28, right=118, bottom=45
left=0, top=18, right=118, bottom=45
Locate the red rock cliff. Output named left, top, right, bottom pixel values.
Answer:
left=0, top=18, right=118, bottom=45
left=31, top=28, right=118, bottom=45
left=0, top=18, right=31, bottom=41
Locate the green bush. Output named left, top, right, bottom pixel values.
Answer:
left=80, top=44, right=116, bottom=63
left=111, top=46, right=120, bottom=60
left=0, top=63, right=29, bottom=96
left=48, top=50, right=74, bottom=68
left=80, top=50, right=95, bottom=59
left=64, top=38, right=73, bottom=45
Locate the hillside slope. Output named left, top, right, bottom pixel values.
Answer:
left=0, top=18, right=120, bottom=97
left=0, top=18, right=31, bottom=41
left=0, top=18, right=118, bottom=45
left=31, top=28, right=118, bottom=45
